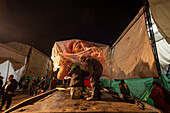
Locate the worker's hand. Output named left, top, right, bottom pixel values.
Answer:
left=8, top=91, right=13, bottom=95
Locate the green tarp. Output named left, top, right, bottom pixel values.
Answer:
left=26, top=77, right=52, bottom=87
left=101, top=74, right=170, bottom=106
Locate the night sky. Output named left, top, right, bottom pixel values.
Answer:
left=0, top=0, right=143, bottom=56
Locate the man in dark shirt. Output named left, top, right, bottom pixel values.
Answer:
left=36, top=77, right=40, bottom=84
left=50, top=77, right=57, bottom=90
left=29, top=77, right=37, bottom=96
left=80, top=56, right=103, bottom=100
left=149, top=81, right=170, bottom=112
left=22, top=77, right=30, bottom=94
left=118, top=80, right=131, bottom=102
left=119, top=80, right=130, bottom=96
left=0, top=75, right=18, bottom=110
left=0, top=73, right=3, bottom=92
left=35, top=77, right=46, bottom=95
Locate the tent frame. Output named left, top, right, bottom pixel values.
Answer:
left=143, top=0, right=161, bottom=75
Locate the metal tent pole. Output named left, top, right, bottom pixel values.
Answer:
left=143, top=0, right=161, bottom=75
left=5, top=61, right=10, bottom=83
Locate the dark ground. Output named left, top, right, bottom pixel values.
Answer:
left=0, top=91, right=32, bottom=112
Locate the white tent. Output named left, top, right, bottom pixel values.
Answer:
left=0, top=42, right=51, bottom=87
left=6, top=42, right=51, bottom=77
left=150, top=11, right=170, bottom=75
left=0, top=43, right=26, bottom=84
left=111, top=1, right=170, bottom=79
left=0, top=60, right=25, bottom=86
left=111, top=7, right=158, bottom=79
left=149, top=0, right=170, bottom=44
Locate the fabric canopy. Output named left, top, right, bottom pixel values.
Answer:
left=111, top=8, right=158, bottom=79
left=0, top=60, right=25, bottom=85
left=6, top=42, right=50, bottom=77
left=149, top=0, right=170, bottom=44
left=6, top=42, right=31, bottom=56
left=0, top=43, right=25, bottom=71
left=156, top=39, right=170, bottom=73
left=25, top=48, right=49, bottom=77
left=150, top=12, right=170, bottom=74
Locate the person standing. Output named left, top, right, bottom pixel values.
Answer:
left=80, top=56, right=103, bottom=100
left=0, top=73, right=3, bottom=92
left=34, top=77, right=46, bottom=95
left=119, top=80, right=130, bottom=96
left=29, top=77, right=37, bottom=96
left=50, top=77, right=57, bottom=90
left=22, top=77, right=30, bottom=94
left=149, top=81, right=170, bottom=113
left=36, top=77, right=40, bottom=84
left=118, top=80, right=130, bottom=101
left=0, top=75, right=18, bottom=110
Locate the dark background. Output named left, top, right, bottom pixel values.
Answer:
left=0, top=0, right=143, bottom=56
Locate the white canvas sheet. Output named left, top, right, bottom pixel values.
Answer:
left=157, top=39, right=170, bottom=68
left=0, top=60, right=25, bottom=86
left=151, top=13, right=170, bottom=74
left=149, top=0, right=170, bottom=44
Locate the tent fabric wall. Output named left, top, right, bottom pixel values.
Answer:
left=47, top=59, right=53, bottom=78
left=25, top=48, right=49, bottom=77
left=4, top=42, right=50, bottom=78
left=0, top=61, right=11, bottom=86
left=149, top=0, right=170, bottom=44
left=0, top=43, right=25, bottom=71
left=6, top=42, right=31, bottom=56
left=111, top=8, right=158, bottom=79
left=149, top=11, right=170, bottom=75
left=156, top=39, right=170, bottom=68
left=159, top=74, right=170, bottom=91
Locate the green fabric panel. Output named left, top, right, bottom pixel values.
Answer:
left=140, top=84, right=153, bottom=101
left=94, top=74, right=170, bottom=107
left=110, top=80, right=121, bottom=93
left=25, top=77, right=33, bottom=87
left=46, top=78, right=52, bottom=84
left=29, top=77, right=33, bottom=86
left=143, top=97, right=155, bottom=106
left=125, top=78, right=153, bottom=99
left=101, top=77, right=154, bottom=106
left=101, top=79, right=110, bottom=88
left=159, top=74, right=170, bottom=91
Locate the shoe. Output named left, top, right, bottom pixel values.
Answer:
left=70, top=88, right=75, bottom=99
left=86, top=96, right=97, bottom=101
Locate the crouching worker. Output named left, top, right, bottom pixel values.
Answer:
left=68, top=65, right=89, bottom=99
left=80, top=56, right=103, bottom=101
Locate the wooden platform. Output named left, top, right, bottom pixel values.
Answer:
left=10, top=88, right=161, bottom=113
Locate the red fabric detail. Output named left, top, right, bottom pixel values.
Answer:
left=84, top=80, right=91, bottom=88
